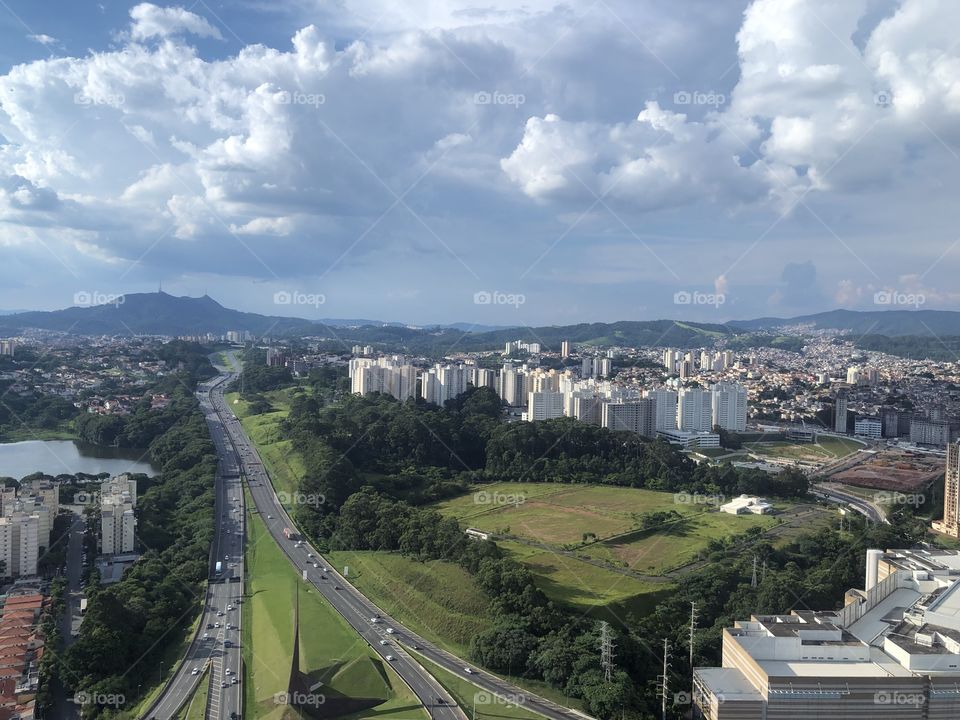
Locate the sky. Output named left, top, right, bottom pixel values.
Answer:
left=0, top=0, right=958, bottom=326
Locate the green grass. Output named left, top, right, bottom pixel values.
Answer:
left=410, top=651, right=549, bottom=720
left=815, top=435, right=867, bottom=458
left=0, top=426, right=76, bottom=442
left=227, top=391, right=303, bottom=498
left=745, top=437, right=866, bottom=463
left=243, top=491, right=427, bottom=720
left=325, top=551, right=492, bottom=657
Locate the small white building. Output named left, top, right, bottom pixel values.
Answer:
left=720, top=494, right=774, bottom=515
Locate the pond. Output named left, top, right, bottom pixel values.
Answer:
left=0, top=440, right=158, bottom=480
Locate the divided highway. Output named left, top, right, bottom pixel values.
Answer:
left=139, top=377, right=244, bottom=720
left=209, top=371, right=591, bottom=720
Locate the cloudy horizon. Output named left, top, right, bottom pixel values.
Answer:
left=1, top=0, right=959, bottom=325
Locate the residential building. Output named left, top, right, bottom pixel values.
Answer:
left=0, top=514, right=39, bottom=577
left=0, top=340, right=14, bottom=357
left=560, top=340, right=570, bottom=359
left=101, top=475, right=137, bottom=555
left=910, top=418, right=952, bottom=447
left=711, top=381, right=748, bottom=432
left=601, top=399, right=656, bottom=438
left=525, top=391, right=564, bottom=421
left=834, top=389, right=849, bottom=433
left=648, top=388, right=678, bottom=431
left=854, top=416, right=882, bottom=439
left=678, top=387, right=713, bottom=432
left=934, top=440, right=960, bottom=537
left=421, top=364, right=468, bottom=406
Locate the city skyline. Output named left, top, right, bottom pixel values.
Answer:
left=0, top=1, right=959, bottom=324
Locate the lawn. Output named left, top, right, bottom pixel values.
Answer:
left=324, top=551, right=492, bottom=657
left=410, top=651, right=549, bottom=720
left=745, top=437, right=866, bottom=463
left=227, top=391, right=304, bottom=498
left=816, top=435, right=867, bottom=458
left=243, top=492, right=427, bottom=720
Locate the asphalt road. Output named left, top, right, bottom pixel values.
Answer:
left=813, top=482, right=888, bottom=524
left=139, top=377, right=244, bottom=720
left=209, top=368, right=592, bottom=720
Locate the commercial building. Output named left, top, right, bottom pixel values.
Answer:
left=656, top=429, right=720, bottom=448
left=854, top=416, right=883, bottom=439
left=719, top=495, right=773, bottom=515
left=694, top=548, right=960, bottom=719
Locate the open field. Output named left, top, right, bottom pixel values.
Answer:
left=816, top=436, right=869, bottom=458
left=324, top=551, right=493, bottom=657
left=227, top=391, right=303, bottom=497
left=743, top=436, right=866, bottom=465
left=177, top=668, right=210, bottom=720
left=831, top=447, right=943, bottom=491
left=243, top=492, right=426, bottom=720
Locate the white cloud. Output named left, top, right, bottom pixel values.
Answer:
left=129, top=3, right=223, bottom=40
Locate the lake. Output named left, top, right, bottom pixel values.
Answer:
left=0, top=440, right=158, bottom=480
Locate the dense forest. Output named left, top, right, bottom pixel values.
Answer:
left=270, top=386, right=822, bottom=717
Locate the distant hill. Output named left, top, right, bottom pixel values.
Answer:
left=730, top=309, right=960, bottom=337
left=0, top=292, right=316, bottom=336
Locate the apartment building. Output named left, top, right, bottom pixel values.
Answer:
left=601, top=399, right=656, bottom=438
left=0, top=515, right=39, bottom=578
left=525, top=391, right=564, bottom=421
left=678, top=387, right=713, bottom=432
left=933, top=440, right=960, bottom=537
left=648, top=388, right=678, bottom=431
left=694, top=548, right=960, bottom=719
left=101, top=475, right=137, bottom=555
left=711, top=381, right=748, bottom=432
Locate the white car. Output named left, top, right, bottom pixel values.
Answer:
left=379, top=640, right=388, bottom=646
left=370, top=617, right=379, bottom=623
left=192, top=667, right=200, bottom=676
left=385, top=628, right=395, bottom=634
left=464, top=667, right=473, bottom=674
left=385, top=655, right=395, bottom=661
left=225, top=668, right=233, bottom=676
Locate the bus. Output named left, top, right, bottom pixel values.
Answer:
left=215, top=561, right=223, bottom=575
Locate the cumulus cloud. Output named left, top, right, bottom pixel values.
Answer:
left=129, top=3, right=223, bottom=40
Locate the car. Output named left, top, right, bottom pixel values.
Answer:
left=232, top=677, right=238, bottom=685
left=192, top=667, right=200, bottom=676
left=224, top=640, right=232, bottom=647
left=225, top=668, right=233, bottom=675
left=413, top=645, right=420, bottom=650
left=321, top=575, right=328, bottom=580
left=206, top=623, right=213, bottom=629
left=385, top=628, right=395, bottom=634
left=370, top=617, right=379, bottom=623
left=464, top=667, right=473, bottom=674
left=379, top=640, right=388, bottom=646
left=227, top=604, right=234, bottom=610
left=307, top=553, right=313, bottom=558
left=335, top=585, right=342, bottom=590
left=222, top=681, right=228, bottom=688
left=215, top=622, right=221, bottom=628
left=203, top=633, right=209, bottom=639
left=226, top=623, right=232, bottom=630
left=313, top=563, right=319, bottom=568
left=385, top=655, right=395, bottom=661
left=436, top=698, right=446, bottom=705
left=267, top=515, right=273, bottom=519
left=218, top=611, right=225, bottom=616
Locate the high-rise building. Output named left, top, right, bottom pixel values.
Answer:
left=846, top=366, right=861, bottom=385
left=854, top=416, right=882, bottom=439
left=0, top=514, right=38, bottom=577
left=498, top=363, right=526, bottom=406
left=601, top=400, right=656, bottom=438
left=934, top=440, right=960, bottom=537
left=421, top=364, right=468, bottom=406
left=662, top=349, right=679, bottom=372
left=678, top=387, right=712, bottom=432
left=834, top=390, right=849, bottom=434
left=711, top=382, right=748, bottom=432
left=0, top=340, right=15, bottom=357
left=881, top=407, right=901, bottom=438
left=526, top=391, right=564, bottom=421
left=101, top=475, right=137, bottom=555
left=560, top=340, right=570, bottom=358
left=648, top=388, right=677, bottom=431
left=910, top=418, right=952, bottom=447
left=569, top=393, right=602, bottom=425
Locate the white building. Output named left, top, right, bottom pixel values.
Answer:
left=101, top=475, right=137, bottom=555
left=0, top=513, right=39, bottom=577
left=349, top=357, right=418, bottom=401
left=711, top=381, right=748, bottom=432
left=648, top=388, right=678, bottom=431
left=678, top=387, right=713, bottom=432
left=854, top=416, right=882, bottom=439
left=525, top=391, right=564, bottom=421
left=720, top=495, right=773, bottom=515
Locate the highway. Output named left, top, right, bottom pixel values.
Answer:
left=139, top=376, right=244, bottom=720
left=208, top=368, right=591, bottom=720
left=813, top=482, right=888, bottom=524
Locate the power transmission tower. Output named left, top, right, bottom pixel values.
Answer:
left=599, top=621, right=615, bottom=683
left=751, top=555, right=758, bottom=588
left=762, top=558, right=768, bottom=583
left=656, top=639, right=671, bottom=720
left=689, top=602, right=698, bottom=670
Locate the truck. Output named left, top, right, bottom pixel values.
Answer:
left=283, top=527, right=300, bottom=541
left=215, top=561, right=223, bottom=575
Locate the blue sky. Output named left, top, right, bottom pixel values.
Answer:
left=0, top=0, right=958, bottom=325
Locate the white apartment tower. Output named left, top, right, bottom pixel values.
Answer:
left=601, top=400, right=656, bottom=438
left=648, top=388, right=678, bottom=431
left=101, top=475, right=137, bottom=555
left=526, top=391, right=564, bottom=421
left=0, top=513, right=39, bottom=577
left=678, top=387, right=713, bottom=432
left=711, top=382, right=748, bottom=432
